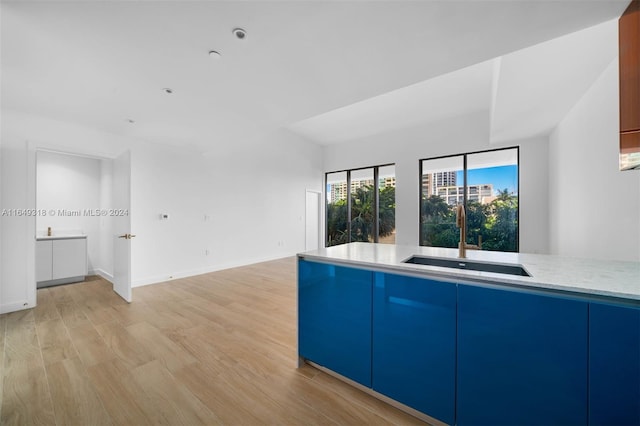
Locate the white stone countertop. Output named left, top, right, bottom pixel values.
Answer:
left=298, top=243, right=640, bottom=302
left=36, top=235, right=87, bottom=241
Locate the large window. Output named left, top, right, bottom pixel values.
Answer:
left=326, top=164, right=395, bottom=247
left=420, top=147, right=519, bottom=252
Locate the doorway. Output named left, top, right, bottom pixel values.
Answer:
left=305, top=190, right=321, bottom=251
left=33, top=148, right=132, bottom=303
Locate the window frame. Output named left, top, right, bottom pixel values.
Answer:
left=418, top=146, right=520, bottom=252
left=325, top=163, right=395, bottom=247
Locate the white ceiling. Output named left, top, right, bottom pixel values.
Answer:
left=291, top=18, right=619, bottom=145
left=490, top=17, right=618, bottom=144
left=289, top=58, right=496, bottom=144
left=0, top=1, right=630, bottom=151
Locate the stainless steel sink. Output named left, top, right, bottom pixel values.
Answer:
left=403, top=255, right=531, bottom=277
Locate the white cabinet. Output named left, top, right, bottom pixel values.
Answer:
left=53, top=238, right=87, bottom=279
left=36, top=240, right=53, bottom=282
left=36, top=237, right=87, bottom=287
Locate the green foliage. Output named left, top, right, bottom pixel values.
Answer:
left=378, top=186, right=396, bottom=237
left=420, top=195, right=457, bottom=248
left=327, top=198, right=348, bottom=246
left=327, top=185, right=395, bottom=246
left=464, top=201, right=488, bottom=247
left=328, top=184, right=517, bottom=252
left=481, top=189, right=518, bottom=251
left=420, top=189, right=518, bottom=252
left=350, top=185, right=374, bottom=242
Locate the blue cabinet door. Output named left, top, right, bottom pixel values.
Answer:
left=372, top=272, right=456, bottom=425
left=298, top=259, right=372, bottom=386
left=589, top=302, right=640, bottom=426
left=457, top=285, right=588, bottom=426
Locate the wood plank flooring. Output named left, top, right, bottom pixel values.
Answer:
left=0, top=257, right=428, bottom=425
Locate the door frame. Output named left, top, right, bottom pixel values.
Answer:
left=27, top=142, right=131, bottom=307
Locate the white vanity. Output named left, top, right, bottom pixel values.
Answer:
left=36, top=235, right=88, bottom=288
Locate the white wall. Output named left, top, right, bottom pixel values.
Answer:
left=0, top=111, right=134, bottom=313
left=1, top=136, right=34, bottom=313
left=4, top=54, right=635, bottom=315
left=549, top=59, right=640, bottom=261
left=1, top=111, right=324, bottom=311
left=518, top=135, right=550, bottom=254
left=323, top=110, right=550, bottom=254
left=36, top=151, right=102, bottom=272
left=130, top=129, right=324, bottom=286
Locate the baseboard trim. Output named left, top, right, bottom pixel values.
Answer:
left=131, top=254, right=295, bottom=288
left=1, top=300, right=32, bottom=315
left=92, top=268, right=114, bottom=283
left=37, top=276, right=85, bottom=288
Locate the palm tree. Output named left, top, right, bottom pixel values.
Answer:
left=327, top=185, right=396, bottom=245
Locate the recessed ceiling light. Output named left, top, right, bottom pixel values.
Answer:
left=163, top=88, right=173, bottom=94
left=232, top=28, right=247, bottom=40
left=208, top=50, right=221, bottom=59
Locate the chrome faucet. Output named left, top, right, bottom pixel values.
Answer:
left=456, top=204, right=481, bottom=258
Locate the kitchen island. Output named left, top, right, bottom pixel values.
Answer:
left=297, top=243, right=640, bottom=426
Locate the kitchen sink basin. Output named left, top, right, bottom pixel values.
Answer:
left=403, top=255, right=531, bottom=277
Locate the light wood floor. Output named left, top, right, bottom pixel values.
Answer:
left=0, top=257, right=427, bottom=425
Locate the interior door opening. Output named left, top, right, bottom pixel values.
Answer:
left=305, top=190, right=321, bottom=251
left=33, top=148, right=132, bottom=303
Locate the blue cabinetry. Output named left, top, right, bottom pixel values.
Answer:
left=298, top=259, right=372, bottom=386
left=372, top=272, right=456, bottom=425
left=589, top=302, right=640, bottom=426
left=298, top=257, right=638, bottom=425
left=457, top=285, right=588, bottom=426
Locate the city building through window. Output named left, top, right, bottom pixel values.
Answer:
left=325, top=164, right=396, bottom=247
left=420, top=147, right=519, bottom=252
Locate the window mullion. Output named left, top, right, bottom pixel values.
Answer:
left=346, top=170, right=352, bottom=243
left=463, top=154, right=468, bottom=208
left=373, top=167, right=380, bottom=243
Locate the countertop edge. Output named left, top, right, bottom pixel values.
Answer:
left=36, top=235, right=87, bottom=241
left=298, top=249, right=640, bottom=304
